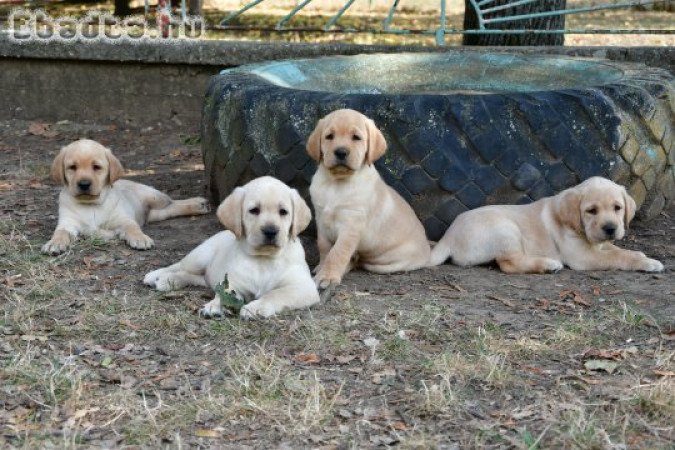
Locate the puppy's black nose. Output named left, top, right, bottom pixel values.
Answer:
left=602, top=223, right=616, bottom=237
left=261, top=225, right=279, bottom=241
left=334, top=148, right=348, bottom=161
left=77, top=180, right=92, bottom=191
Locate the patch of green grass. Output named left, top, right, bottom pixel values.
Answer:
left=617, top=301, right=646, bottom=327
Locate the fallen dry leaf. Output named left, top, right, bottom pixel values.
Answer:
left=487, top=294, right=515, bottom=308
left=661, top=329, right=675, bottom=341
left=583, top=349, right=623, bottom=361
left=584, top=359, right=618, bottom=374
left=336, top=354, right=357, bottom=364
left=653, top=370, right=675, bottom=377
left=372, top=368, right=396, bottom=384
left=560, top=289, right=590, bottom=307
left=294, top=352, right=320, bottom=364
left=28, top=121, right=58, bottom=138
left=194, top=428, right=220, bottom=438
left=391, top=421, right=408, bottom=431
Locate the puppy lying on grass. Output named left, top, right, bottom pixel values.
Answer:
left=42, top=139, right=209, bottom=254
left=144, top=176, right=319, bottom=319
left=430, top=177, right=664, bottom=274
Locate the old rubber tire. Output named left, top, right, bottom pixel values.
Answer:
left=202, top=52, right=675, bottom=241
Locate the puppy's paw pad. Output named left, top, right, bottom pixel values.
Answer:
left=240, top=300, right=275, bottom=320
left=127, top=235, right=154, bottom=250
left=641, top=258, right=664, bottom=272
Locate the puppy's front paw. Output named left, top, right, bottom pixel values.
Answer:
left=639, top=258, right=664, bottom=273
left=143, top=268, right=173, bottom=291
left=42, top=239, right=69, bottom=255
left=544, top=259, right=564, bottom=273
left=199, top=298, right=224, bottom=319
left=313, top=270, right=341, bottom=290
left=190, top=197, right=210, bottom=215
left=240, top=299, right=276, bottom=319
left=127, top=233, right=154, bottom=250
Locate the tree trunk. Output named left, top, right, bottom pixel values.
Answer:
left=114, top=0, right=131, bottom=17
left=188, top=0, right=203, bottom=16
left=463, top=0, right=566, bottom=46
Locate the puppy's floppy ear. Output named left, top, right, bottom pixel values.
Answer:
left=306, top=118, right=324, bottom=162
left=555, top=189, right=582, bottom=234
left=217, top=187, right=245, bottom=239
left=622, top=188, right=636, bottom=227
left=105, top=147, right=124, bottom=184
left=51, top=147, right=67, bottom=185
left=290, top=189, right=312, bottom=239
left=366, top=118, right=387, bottom=165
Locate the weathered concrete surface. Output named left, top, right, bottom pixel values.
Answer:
left=1, top=36, right=673, bottom=72
left=0, top=34, right=673, bottom=126
left=0, top=58, right=213, bottom=127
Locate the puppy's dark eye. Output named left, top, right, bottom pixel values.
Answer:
left=614, top=204, right=622, bottom=211
left=352, top=134, right=361, bottom=141
left=325, top=133, right=334, bottom=141
left=68, top=164, right=77, bottom=171
left=92, top=164, right=102, bottom=171
left=279, top=208, right=288, bottom=216
left=249, top=207, right=260, bottom=215
left=586, top=207, right=598, bottom=215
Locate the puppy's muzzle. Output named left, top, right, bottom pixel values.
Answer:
left=334, top=147, right=349, bottom=162
left=261, top=224, right=279, bottom=245
left=602, top=222, right=617, bottom=238
left=77, top=179, right=92, bottom=192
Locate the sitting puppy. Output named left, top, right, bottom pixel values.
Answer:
left=42, top=139, right=209, bottom=254
left=307, top=109, right=431, bottom=288
left=143, top=176, right=319, bottom=319
left=430, top=177, right=664, bottom=273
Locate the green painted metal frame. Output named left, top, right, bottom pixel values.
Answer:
left=215, top=0, right=672, bottom=46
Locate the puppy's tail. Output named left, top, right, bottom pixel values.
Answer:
left=428, top=241, right=453, bottom=267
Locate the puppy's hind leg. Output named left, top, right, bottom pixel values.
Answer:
left=496, top=253, right=563, bottom=274
left=147, top=196, right=210, bottom=223
left=144, top=231, right=234, bottom=291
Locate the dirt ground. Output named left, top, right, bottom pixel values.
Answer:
left=1, top=119, right=673, bottom=449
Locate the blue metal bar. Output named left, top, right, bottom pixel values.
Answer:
left=477, top=0, right=498, bottom=6
left=144, top=0, right=149, bottom=17
left=468, top=0, right=485, bottom=29
left=324, top=0, right=358, bottom=30
left=212, top=23, right=674, bottom=35
left=484, top=0, right=662, bottom=25
left=220, top=0, right=266, bottom=25
left=482, top=0, right=538, bottom=15
left=435, top=0, right=446, bottom=45
left=181, top=0, right=186, bottom=21
left=276, top=0, right=314, bottom=29
left=383, top=0, right=401, bottom=31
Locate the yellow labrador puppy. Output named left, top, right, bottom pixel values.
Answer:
left=42, top=139, right=209, bottom=254
left=430, top=177, right=664, bottom=273
left=307, top=109, right=431, bottom=288
left=143, top=176, right=319, bottom=319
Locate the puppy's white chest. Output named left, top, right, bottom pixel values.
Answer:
left=226, top=258, right=283, bottom=301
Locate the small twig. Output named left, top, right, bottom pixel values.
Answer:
left=320, top=284, right=336, bottom=303
left=487, top=294, right=516, bottom=308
